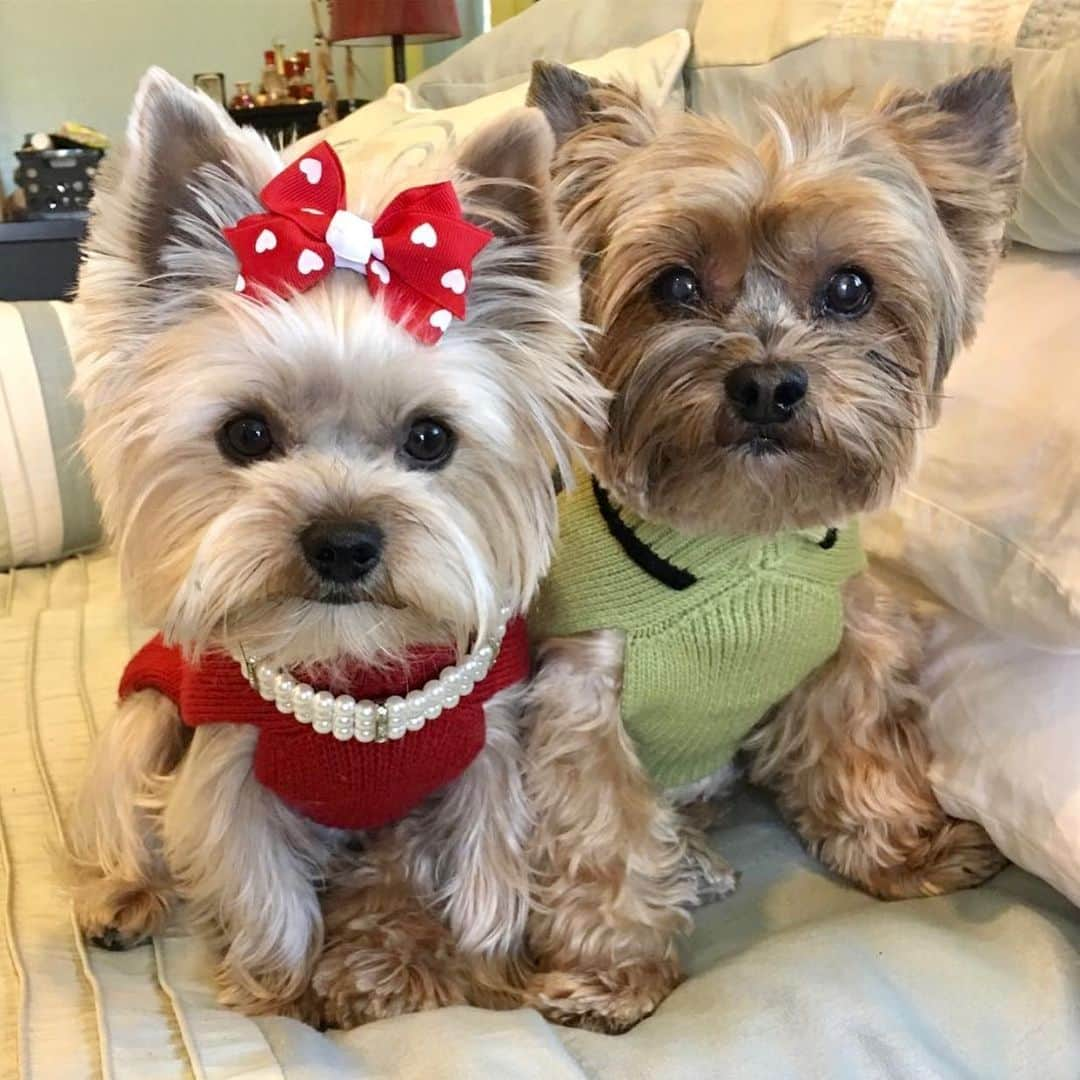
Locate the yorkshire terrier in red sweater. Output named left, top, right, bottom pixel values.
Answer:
left=68, top=68, right=601, bottom=1023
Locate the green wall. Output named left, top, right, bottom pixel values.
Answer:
left=0, top=0, right=482, bottom=191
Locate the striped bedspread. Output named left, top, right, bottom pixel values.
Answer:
left=2, top=554, right=1078, bottom=1078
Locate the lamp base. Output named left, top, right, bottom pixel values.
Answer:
left=392, top=34, right=407, bottom=83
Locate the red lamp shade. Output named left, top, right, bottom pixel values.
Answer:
left=330, top=0, right=462, bottom=45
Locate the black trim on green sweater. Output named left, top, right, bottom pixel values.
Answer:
left=591, top=478, right=698, bottom=591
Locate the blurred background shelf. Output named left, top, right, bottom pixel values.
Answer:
left=0, top=216, right=86, bottom=301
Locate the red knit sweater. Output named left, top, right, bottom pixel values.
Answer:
left=119, top=619, right=529, bottom=831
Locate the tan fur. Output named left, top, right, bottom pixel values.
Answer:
left=522, top=631, right=733, bottom=1032
left=304, top=686, right=532, bottom=1026
left=524, top=63, right=1022, bottom=1031
left=308, top=871, right=473, bottom=1028
left=68, top=690, right=185, bottom=946
left=746, top=573, right=1006, bottom=898
left=68, top=68, right=604, bottom=1020
left=531, top=66, right=1022, bottom=537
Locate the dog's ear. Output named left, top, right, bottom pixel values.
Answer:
left=879, top=65, right=1023, bottom=344
left=452, top=108, right=603, bottom=460
left=526, top=61, right=600, bottom=146
left=526, top=60, right=656, bottom=152
left=458, top=108, right=558, bottom=248
left=456, top=107, right=563, bottom=284
left=81, top=67, right=278, bottom=317
left=524, top=62, right=657, bottom=262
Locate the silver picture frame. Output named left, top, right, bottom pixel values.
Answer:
left=193, top=72, right=227, bottom=107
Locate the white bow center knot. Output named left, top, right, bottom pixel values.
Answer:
left=325, top=210, right=385, bottom=275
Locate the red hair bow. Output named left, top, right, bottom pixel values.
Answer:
left=224, top=142, right=494, bottom=344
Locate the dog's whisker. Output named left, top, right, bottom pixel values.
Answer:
left=866, top=349, right=918, bottom=382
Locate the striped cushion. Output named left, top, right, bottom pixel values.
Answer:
left=0, top=301, right=100, bottom=569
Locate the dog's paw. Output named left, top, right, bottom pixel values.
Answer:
left=866, top=820, right=1009, bottom=900
left=216, top=967, right=310, bottom=1017
left=214, top=926, right=321, bottom=1016
left=525, top=960, right=681, bottom=1034
left=308, top=910, right=470, bottom=1029
left=74, top=875, right=171, bottom=950
left=687, top=846, right=740, bottom=906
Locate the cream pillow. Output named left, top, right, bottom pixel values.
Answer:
left=687, top=0, right=1080, bottom=252
left=921, top=604, right=1080, bottom=907
left=864, top=245, right=1080, bottom=651
left=285, top=83, right=412, bottom=163
left=408, top=0, right=699, bottom=108
left=288, top=30, right=690, bottom=173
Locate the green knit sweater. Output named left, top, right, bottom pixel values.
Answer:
left=529, top=474, right=866, bottom=790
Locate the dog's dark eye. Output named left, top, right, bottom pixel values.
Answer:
left=402, top=417, right=455, bottom=470
left=218, top=414, right=276, bottom=464
left=822, top=267, right=874, bottom=318
left=653, top=266, right=702, bottom=310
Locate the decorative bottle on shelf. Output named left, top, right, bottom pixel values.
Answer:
left=261, top=48, right=287, bottom=104
left=284, top=58, right=304, bottom=101
left=230, top=81, right=256, bottom=109
left=297, top=49, right=315, bottom=101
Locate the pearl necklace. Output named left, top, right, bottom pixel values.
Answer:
left=238, top=604, right=514, bottom=744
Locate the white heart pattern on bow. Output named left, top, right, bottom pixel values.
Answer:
left=429, top=308, right=452, bottom=333
left=255, top=228, right=277, bottom=254
left=440, top=268, right=466, bottom=295
left=299, top=158, right=322, bottom=185
left=234, top=274, right=246, bottom=293
left=370, top=260, right=390, bottom=285
left=410, top=222, right=438, bottom=248
left=297, top=249, right=325, bottom=275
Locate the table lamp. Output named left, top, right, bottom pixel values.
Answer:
left=330, top=0, right=462, bottom=85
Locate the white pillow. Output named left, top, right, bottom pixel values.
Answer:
left=864, top=245, right=1080, bottom=652
left=921, top=603, right=1080, bottom=907
left=288, top=30, right=690, bottom=173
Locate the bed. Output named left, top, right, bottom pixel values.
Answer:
left=2, top=553, right=1078, bottom=1078
left=2, top=1, right=1079, bottom=1075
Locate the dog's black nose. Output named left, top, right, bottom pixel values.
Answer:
left=725, top=362, right=808, bottom=425
left=300, top=522, right=383, bottom=584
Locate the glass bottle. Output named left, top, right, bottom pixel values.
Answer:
left=230, top=81, right=255, bottom=109
left=284, top=58, right=301, bottom=100
left=261, top=48, right=287, bottom=104
left=297, top=49, right=315, bottom=101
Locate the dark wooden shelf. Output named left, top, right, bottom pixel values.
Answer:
left=228, top=101, right=322, bottom=124
left=0, top=216, right=87, bottom=301
left=227, top=100, right=370, bottom=147
left=228, top=101, right=323, bottom=146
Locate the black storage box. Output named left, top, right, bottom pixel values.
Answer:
left=15, top=146, right=104, bottom=217
left=0, top=217, right=86, bottom=301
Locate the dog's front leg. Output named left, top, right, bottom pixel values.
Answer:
left=309, top=685, right=531, bottom=1028
left=746, top=571, right=1007, bottom=898
left=522, top=631, right=697, bottom=1034
left=70, top=689, right=187, bottom=948
left=161, top=724, right=332, bottom=1014
left=425, top=681, right=533, bottom=1000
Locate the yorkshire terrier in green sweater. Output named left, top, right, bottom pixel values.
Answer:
left=524, top=62, right=1023, bottom=1032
